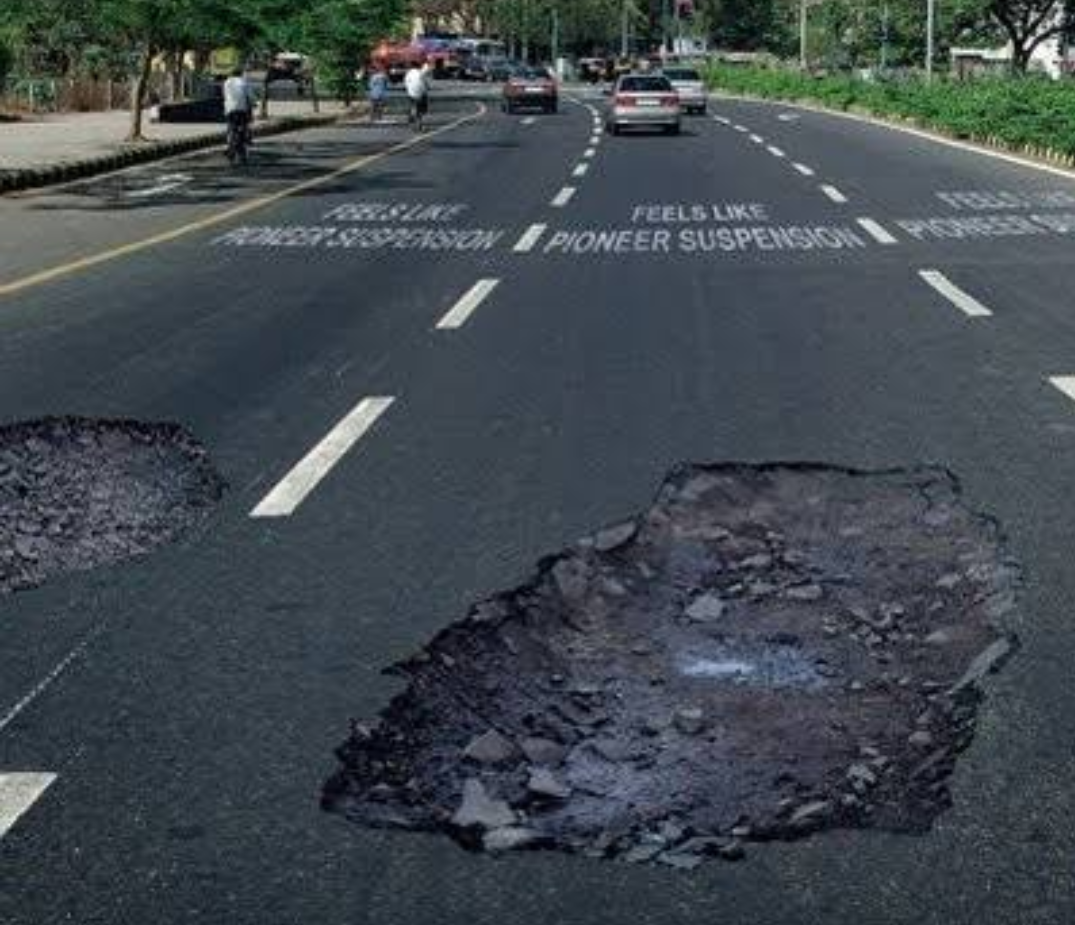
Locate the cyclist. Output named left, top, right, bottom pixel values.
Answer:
left=223, top=68, right=256, bottom=164
left=404, top=61, right=431, bottom=131
left=368, top=65, right=389, bottom=123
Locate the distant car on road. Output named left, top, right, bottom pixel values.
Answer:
left=503, top=66, right=558, bottom=114
left=605, top=73, right=681, bottom=136
left=464, top=54, right=514, bottom=82
left=661, top=66, right=707, bottom=115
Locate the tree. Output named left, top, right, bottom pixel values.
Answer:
left=707, top=0, right=781, bottom=51
left=989, top=0, right=1074, bottom=70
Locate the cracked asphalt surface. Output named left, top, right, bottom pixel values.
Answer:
left=2, top=83, right=1075, bottom=924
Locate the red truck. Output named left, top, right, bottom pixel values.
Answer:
left=369, top=41, right=426, bottom=83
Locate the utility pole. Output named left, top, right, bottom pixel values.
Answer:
left=926, top=0, right=936, bottom=81
left=620, top=1, right=629, bottom=58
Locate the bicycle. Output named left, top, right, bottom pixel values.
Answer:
left=226, top=111, right=251, bottom=166
left=408, top=95, right=428, bottom=133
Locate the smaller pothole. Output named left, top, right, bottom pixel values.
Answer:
left=322, top=463, right=1019, bottom=870
left=0, top=417, right=225, bottom=596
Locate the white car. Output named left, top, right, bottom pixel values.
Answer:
left=661, top=66, right=707, bottom=115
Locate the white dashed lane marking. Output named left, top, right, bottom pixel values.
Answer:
left=573, top=163, right=590, bottom=178
left=1050, top=377, right=1075, bottom=403
left=793, top=163, right=815, bottom=177
left=436, top=278, right=500, bottom=330
left=250, top=397, right=396, bottom=518
left=821, top=185, right=848, bottom=204
left=0, top=773, right=57, bottom=842
left=767, top=146, right=786, bottom=158
left=749, top=134, right=764, bottom=144
left=552, top=186, right=577, bottom=208
left=513, top=223, right=547, bottom=253
left=918, top=270, right=993, bottom=318
left=584, top=148, right=597, bottom=158
left=856, top=218, right=899, bottom=245
left=734, top=124, right=748, bottom=133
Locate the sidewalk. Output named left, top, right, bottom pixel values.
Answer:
left=0, top=100, right=350, bottom=192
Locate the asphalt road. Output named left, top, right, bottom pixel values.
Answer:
left=2, top=83, right=1075, bottom=924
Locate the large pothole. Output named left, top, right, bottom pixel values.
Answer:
left=0, top=417, right=225, bottom=596
left=323, top=464, right=1018, bottom=869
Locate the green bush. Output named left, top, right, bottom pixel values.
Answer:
left=705, top=64, right=1075, bottom=156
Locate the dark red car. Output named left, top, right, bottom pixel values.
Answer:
left=503, top=66, right=558, bottom=114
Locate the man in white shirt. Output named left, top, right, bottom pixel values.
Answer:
left=403, top=62, right=431, bottom=128
left=223, top=69, right=256, bottom=132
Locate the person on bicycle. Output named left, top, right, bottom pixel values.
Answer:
left=404, top=61, right=431, bottom=129
left=368, top=65, right=388, bottom=122
left=223, top=68, right=256, bottom=160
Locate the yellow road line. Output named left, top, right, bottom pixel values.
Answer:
left=0, top=105, right=486, bottom=300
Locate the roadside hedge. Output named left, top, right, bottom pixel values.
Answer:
left=705, top=65, right=1075, bottom=159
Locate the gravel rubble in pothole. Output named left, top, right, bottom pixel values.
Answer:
left=0, top=417, right=225, bottom=596
left=323, top=464, right=1020, bottom=868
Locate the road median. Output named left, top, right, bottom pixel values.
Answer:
left=0, top=110, right=349, bottom=195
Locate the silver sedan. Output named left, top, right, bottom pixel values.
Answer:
left=605, top=74, right=681, bottom=136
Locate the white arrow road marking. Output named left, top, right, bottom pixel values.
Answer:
left=918, top=270, right=993, bottom=318
left=251, top=397, right=395, bottom=518
left=0, top=773, right=57, bottom=841
left=127, top=173, right=193, bottom=199
left=513, top=223, right=547, bottom=253
left=437, top=278, right=500, bottom=330
left=857, top=217, right=899, bottom=245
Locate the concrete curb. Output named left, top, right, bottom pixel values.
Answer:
left=0, top=112, right=345, bottom=195
left=712, top=88, right=1075, bottom=181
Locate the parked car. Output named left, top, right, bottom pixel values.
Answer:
left=661, top=66, right=707, bottom=114
left=503, top=66, right=558, bottom=114
left=605, top=73, right=681, bottom=135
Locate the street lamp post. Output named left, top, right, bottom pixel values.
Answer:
left=800, top=0, right=808, bottom=70
left=551, top=7, right=560, bottom=71
left=881, top=3, right=890, bottom=72
left=620, top=1, right=629, bottom=58
left=926, top=0, right=936, bottom=81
